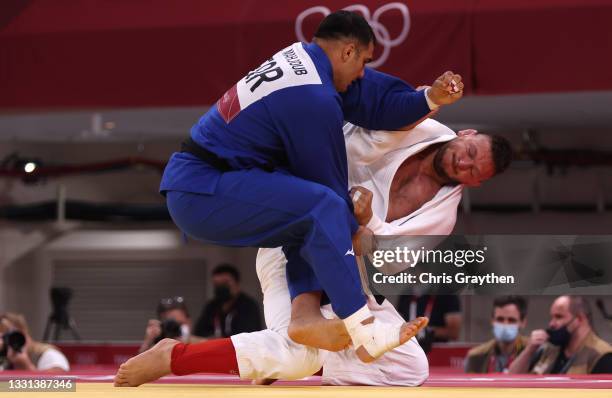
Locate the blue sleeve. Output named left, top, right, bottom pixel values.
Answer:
left=341, top=68, right=431, bottom=130
left=266, top=86, right=359, bottom=234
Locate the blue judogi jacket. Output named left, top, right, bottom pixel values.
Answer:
left=160, top=42, right=430, bottom=215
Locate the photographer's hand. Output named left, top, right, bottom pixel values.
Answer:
left=7, top=346, right=35, bottom=371
left=139, top=319, right=162, bottom=353
left=144, top=319, right=162, bottom=342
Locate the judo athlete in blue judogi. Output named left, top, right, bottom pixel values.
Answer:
left=160, top=11, right=463, bottom=361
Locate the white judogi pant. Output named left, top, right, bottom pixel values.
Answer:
left=231, top=248, right=429, bottom=386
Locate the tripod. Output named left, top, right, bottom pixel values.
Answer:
left=42, top=287, right=81, bottom=342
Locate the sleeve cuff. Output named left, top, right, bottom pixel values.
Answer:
left=425, top=88, right=440, bottom=110
left=365, top=213, right=385, bottom=233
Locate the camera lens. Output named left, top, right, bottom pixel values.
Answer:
left=6, top=331, right=26, bottom=353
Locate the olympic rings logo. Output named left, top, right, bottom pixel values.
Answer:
left=295, top=2, right=411, bottom=68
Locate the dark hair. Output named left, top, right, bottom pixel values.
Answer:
left=488, top=135, right=513, bottom=175
left=493, top=296, right=528, bottom=320
left=568, top=296, right=593, bottom=326
left=156, top=296, right=189, bottom=318
left=314, top=10, right=376, bottom=47
left=212, top=263, right=240, bottom=283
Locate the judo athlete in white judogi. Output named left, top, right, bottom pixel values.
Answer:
left=231, top=118, right=512, bottom=385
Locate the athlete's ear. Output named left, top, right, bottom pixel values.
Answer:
left=342, top=42, right=356, bottom=62
left=457, top=129, right=478, bottom=137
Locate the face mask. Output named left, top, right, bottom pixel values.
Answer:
left=546, top=318, right=575, bottom=347
left=180, top=324, right=190, bottom=341
left=493, top=323, right=519, bottom=343
left=214, top=284, right=232, bottom=302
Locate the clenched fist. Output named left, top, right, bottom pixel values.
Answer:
left=428, top=71, right=464, bottom=106
left=350, top=186, right=374, bottom=226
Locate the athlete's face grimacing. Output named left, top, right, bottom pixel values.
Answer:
left=434, top=131, right=496, bottom=187
left=335, top=41, right=374, bottom=92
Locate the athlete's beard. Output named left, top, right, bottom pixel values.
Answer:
left=433, top=144, right=461, bottom=186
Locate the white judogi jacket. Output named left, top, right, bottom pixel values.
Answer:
left=344, top=117, right=464, bottom=279
left=344, top=118, right=463, bottom=236
left=232, top=119, right=463, bottom=386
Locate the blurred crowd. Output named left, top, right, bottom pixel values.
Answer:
left=406, top=294, right=612, bottom=374
left=464, top=295, right=612, bottom=374
left=138, top=264, right=261, bottom=354
left=2, top=264, right=611, bottom=374
left=1, top=263, right=262, bottom=373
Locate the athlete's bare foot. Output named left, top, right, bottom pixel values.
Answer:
left=289, top=316, right=351, bottom=352
left=288, top=292, right=351, bottom=352
left=114, top=338, right=178, bottom=387
left=355, top=317, right=429, bottom=363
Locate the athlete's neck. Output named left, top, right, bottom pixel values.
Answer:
left=419, top=146, right=450, bottom=186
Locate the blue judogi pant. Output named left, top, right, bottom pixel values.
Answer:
left=166, top=166, right=366, bottom=319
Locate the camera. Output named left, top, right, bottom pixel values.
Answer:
left=154, top=319, right=182, bottom=344
left=0, top=330, right=26, bottom=358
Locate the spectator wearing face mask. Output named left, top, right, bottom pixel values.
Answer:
left=464, top=296, right=529, bottom=373
left=509, top=295, right=612, bottom=374
left=193, top=264, right=262, bottom=338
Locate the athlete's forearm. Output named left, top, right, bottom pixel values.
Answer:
left=342, top=68, right=430, bottom=131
